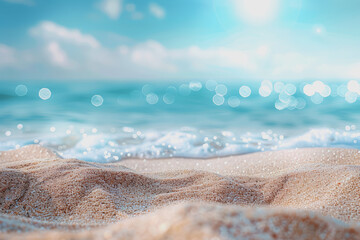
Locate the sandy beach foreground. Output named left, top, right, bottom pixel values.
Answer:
left=1, top=145, right=360, bottom=239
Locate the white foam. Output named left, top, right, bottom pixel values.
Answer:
left=1, top=127, right=359, bottom=162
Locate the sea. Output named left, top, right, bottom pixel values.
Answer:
left=0, top=79, right=360, bottom=162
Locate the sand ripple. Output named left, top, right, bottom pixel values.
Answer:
left=1, top=145, right=360, bottom=239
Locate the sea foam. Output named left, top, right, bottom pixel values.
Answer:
left=1, top=127, right=359, bottom=162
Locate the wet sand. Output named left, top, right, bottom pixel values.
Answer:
left=1, top=145, right=360, bottom=239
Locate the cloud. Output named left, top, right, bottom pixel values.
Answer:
left=2, top=0, right=34, bottom=6
left=0, top=44, right=17, bottom=68
left=1, top=21, right=360, bottom=81
left=124, top=3, right=143, bottom=20
left=0, top=22, right=256, bottom=80
left=183, top=46, right=256, bottom=71
left=30, top=21, right=100, bottom=48
left=115, top=41, right=256, bottom=74
left=270, top=52, right=360, bottom=80
left=46, top=42, right=69, bottom=68
left=129, top=41, right=176, bottom=71
left=99, top=0, right=123, bottom=19
left=348, top=62, right=360, bottom=78
left=149, top=3, right=165, bottom=19
left=256, top=45, right=270, bottom=57
left=272, top=52, right=312, bottom=77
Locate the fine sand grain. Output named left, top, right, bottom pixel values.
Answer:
left=1, top=145, right=360, bottom=239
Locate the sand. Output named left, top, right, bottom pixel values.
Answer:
left=1, top=145, right=360, bottom=239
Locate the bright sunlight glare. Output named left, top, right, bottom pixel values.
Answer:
left=235, top=0, right=280, bottom=24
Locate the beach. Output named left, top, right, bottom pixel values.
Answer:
left=1, top=0, right=360, bottom=238
left=1, top=145, right=360, bottom=239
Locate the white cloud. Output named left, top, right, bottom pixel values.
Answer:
left=272, top=52, right=311, bottom=77
left=270, top=52, right=360, bottom=80
left=1, top=21, right=360, bottom=81
left=0, top=44, right=16, bottom=67
left=149, top=3, right=165, bottom=19
left=114, top=41, right=256, bottom=73
left=30, top=21, right=100, bottom=48
left=177, top=46, right=256, bottom=71
left=130, top=41, right=176, bottom=71
left=256, top=45, right=270, bottom=57
left=99, top=0, right=123, bottom=19
left=124, top=3, right=143, bottom=20
left=348, top=62, right=360, bottom=78
left=3, top=0, right=34, bottom=6
left=46, top=42, right=69, bottom=68
left=0, top=33, right=256, bottom=79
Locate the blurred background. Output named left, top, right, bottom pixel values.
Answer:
left=1, top=0, right=360, bottom=80
left=1, top=0, right=360, bottom=161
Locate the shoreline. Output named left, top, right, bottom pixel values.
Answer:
left=116, top=147, right=360, bottom=177
left=1, top=145, right=360, bottom=239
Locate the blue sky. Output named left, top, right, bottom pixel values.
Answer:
left=0, top=0, right=360, bottom=81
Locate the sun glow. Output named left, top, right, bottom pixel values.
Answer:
left=235, top=0, right=279, bottom=24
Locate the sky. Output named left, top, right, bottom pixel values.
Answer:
left=0, top=0, right=360, bottom=81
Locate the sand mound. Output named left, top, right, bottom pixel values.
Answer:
left=1, top=145, right=360, bottom=239
left=6, top=203, right=360, bottom=240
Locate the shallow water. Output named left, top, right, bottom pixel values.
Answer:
left=0, top=80, right=360, bottom=162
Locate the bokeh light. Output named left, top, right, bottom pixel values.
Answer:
left=163, top=93, right=175, bottom=104
left=91, top=95, right=104, bottom=107
left=213, top=94, right=225, bottom=106
left=239, top=86, right=251, bottom=98
left=146, top=93, right=159, bottom=104
left=39, top=88, right=51, bottom=100
left=259, top=80, right=273, bottom=97
left=15, top=85, right=28, bottom=96
left=189, top=81, right=202, bottom=91
left=205, top=80, right=217, bottom=91
left=215, top=84, right=228, bottom=96
left=228, top=96, right=241, bottom=107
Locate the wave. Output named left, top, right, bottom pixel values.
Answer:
left=1, top=127, right=360, bottom=162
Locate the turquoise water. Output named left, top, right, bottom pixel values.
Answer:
left=1, top=80, right=360, bottom=162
